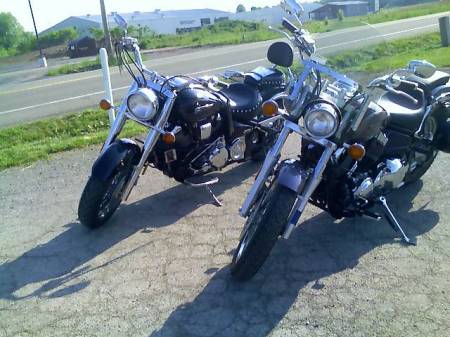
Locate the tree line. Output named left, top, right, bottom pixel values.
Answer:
left=0, top=12, right=77, bottom=58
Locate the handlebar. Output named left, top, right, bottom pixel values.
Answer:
left=385, top=84, right=419, bottom=105
left=282, top=18, right=298, bottom=34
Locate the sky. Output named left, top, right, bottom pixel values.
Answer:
left=0, top=0, right=314, bottom=33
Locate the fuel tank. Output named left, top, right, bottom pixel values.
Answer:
left=172, top=84, right=224, bottom=123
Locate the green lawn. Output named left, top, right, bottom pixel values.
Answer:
left=0, top=109, right=145, bottom=170
left=326, top=32, right=450, bottom=72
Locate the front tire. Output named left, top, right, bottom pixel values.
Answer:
left=231, top=183, right=297, bottom=281
left=78, top=164, right=132, bottom=229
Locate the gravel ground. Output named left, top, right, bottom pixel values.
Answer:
left=0, top=139, right=449, bottom=337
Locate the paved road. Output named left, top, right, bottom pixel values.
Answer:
left=0, top=137, right=449, bottom=336
left=0, top=12, right=447, bottom=128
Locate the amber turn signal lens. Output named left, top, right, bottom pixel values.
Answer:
left=99, top=99, right=112, bottom=111
left=262, top=100, right=279, bottom=117
left=162, top=132, right=176, bottom=145
left=348, top=143, right=366, bottom=161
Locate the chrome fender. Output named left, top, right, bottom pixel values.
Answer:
left=277, top=159, right=309, bottom=194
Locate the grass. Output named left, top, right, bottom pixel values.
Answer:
left=47, top=59, right=102, bottom=76
left=1, top=31, right=449, bottom=170
left=139, top=20, right=278, bottom=50
left=0, top=109, right=145, bottom=170
left=305, top=0, right=450, bottom=33
left=47, top=57, right=120, bottom=76
left=326, top=32, right=450, bottom=72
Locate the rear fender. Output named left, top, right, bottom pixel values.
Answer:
left=92, top=139, right=142, bottom=182
left=277, top=159, right=309, bottom=194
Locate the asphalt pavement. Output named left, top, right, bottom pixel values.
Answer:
left=0, top=136, right=449, bottom=336
left=0, top=12, right=447, bottom=128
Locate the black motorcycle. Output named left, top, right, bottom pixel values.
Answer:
left=78, top=14, right=289, bottom=228
left=230, top=0, right=450, bottom=281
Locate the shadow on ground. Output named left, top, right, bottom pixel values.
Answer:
left=149, top=180, right=439, bottom=337
left=0, top=162, right=258, bottom=300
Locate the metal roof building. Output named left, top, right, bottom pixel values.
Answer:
left=41, top=9, right=232, bottom=36
left=309, top=1, right=369, bottom=21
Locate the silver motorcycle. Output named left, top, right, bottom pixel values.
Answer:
left=230, top=0, right=450, bottom=281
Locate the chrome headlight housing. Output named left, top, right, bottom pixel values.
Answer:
left=304, top=102, right=339, bottom=139
left=127, top=88, right=159, bottom=121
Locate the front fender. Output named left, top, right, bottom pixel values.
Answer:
left=92, top=139, right=142, bottom=182
left=277, top=159, right=309, bottom=194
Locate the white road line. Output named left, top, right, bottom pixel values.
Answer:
left=0, top=86, right=128, bottom=116
left=0, top=59, right=268, bottom=116
left=0, top=22, right=441, bottom=117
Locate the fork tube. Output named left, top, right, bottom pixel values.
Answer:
left=282, top=143, right=336, bottom=239
left=102, top=82, right=138, bottom=153
left=122, top=92, right=176, bottom=201
left=240, top=125, right=291, bottom=217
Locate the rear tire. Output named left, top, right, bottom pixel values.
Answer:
left=404, top=149, right=438, bottom=183
left=231, top=183, right=297, bottom=281
left=78, top=164, right=132, bottom=229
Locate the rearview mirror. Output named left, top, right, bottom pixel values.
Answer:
left=113, top=13, right=128, bottom=32
left=281, top=0, right=304, bottom=17
left=407, top=60, right=436, bottom=78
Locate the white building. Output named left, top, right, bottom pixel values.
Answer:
left=232, top=3, right=322, bottom=26
left=41, top=4, right=321, bottom=37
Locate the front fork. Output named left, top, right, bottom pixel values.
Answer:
left=240, top=120, right=336, bottom=238
left=102, top=85, right=177, bottom=201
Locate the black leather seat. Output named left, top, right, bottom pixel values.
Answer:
left=378, top=92, right=425, bottom=132
left=219, top=83, right=263, bottom=121
left=407, top=71, right=450, bottom=96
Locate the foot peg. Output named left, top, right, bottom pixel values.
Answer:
left=184, top=176, right=223, bottom=207
left=378, top=196, right=416, bottom=245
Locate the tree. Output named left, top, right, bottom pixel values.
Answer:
left=251, top=6, right=261, bottom=11
left=236, top=4, right=246, bottom=13
left=0, top=12, right=25, bottom=50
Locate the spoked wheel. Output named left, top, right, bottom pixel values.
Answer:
left=404, top=149, right=438, bottom=183
left=78, top=164, right=133, bottom=229
left=231, top=183, right=297, bottom=281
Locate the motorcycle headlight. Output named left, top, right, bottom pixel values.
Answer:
left=127, top=88, right=159, bottom=121
left=304, top=102, right=339, bottom=139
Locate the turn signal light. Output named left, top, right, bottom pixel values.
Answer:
left=262, top=100, right=279, bottom=117
left=162, top=132, right=176, bottom=145
left=99, top=99, right=112, bottom=111
left=348, top=143, right=366, bottom=161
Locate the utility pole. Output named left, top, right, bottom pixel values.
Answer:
left=27, top=0, right=47, bottom=68
left=100, top=0, right=113, bottom=55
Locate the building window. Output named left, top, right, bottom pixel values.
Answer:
left=180, top=19, right=196, bottom=25
left=200, top=18, right=211, bottom=26
left=215, top=17, right=229, bottom=23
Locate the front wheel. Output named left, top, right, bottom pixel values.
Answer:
left=231, top=183, right=297, bottom=281
left=78, top=164, right=133, bottom=229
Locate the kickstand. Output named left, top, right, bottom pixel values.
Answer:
left=184, top=176, right=223, bottom=207
left=206, top=185, right=223, bottom=207
left=378, top=196, right=416, bottom=246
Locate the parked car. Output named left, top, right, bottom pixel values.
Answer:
left=68, top=36, right=98, bottom=58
